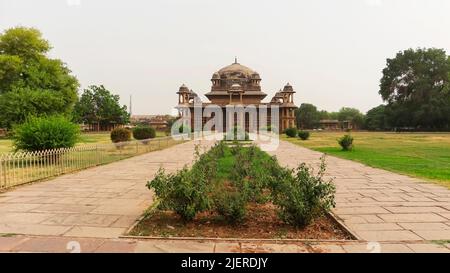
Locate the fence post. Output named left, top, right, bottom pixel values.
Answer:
left=0, top=155, right=4, bottom=189
left=96, top=146, right=100, bottom=166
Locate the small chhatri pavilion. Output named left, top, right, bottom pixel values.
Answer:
left=177, top=59, right=298, bottom=132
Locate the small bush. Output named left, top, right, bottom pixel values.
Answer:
left=110, top=128, right=131, bottom=143
left=270, top=156, right=336, bottom=227
left=338, top=135, right=354, bottom=151
left=148, top=143, right=220, bottom=221
left=298, top=131, right=310, bottom=140
left=148, top=167, right=213, bottom=221
left=133, top=126, right=156, bottom=141
left=284, top=127, right=298, bottom=138
left=213, top=190, right=247, bottom=224
left=13, top=116, right=79, bottom=152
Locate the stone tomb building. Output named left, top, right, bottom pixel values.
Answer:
left=176, top=59, right=298, bottom=132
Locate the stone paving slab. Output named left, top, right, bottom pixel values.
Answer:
left=2, top=235, right=450, bottom=253
left=0, top=140, right=213, bottom=238
left=264, top=140, right=450, bottom=242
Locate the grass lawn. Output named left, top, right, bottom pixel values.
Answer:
left=0, top=131, right=169, bottom=154
left=283, top=132, right=450, bottom=184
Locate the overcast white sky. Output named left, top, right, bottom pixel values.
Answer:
left=1, top=0, right=450, bottom=115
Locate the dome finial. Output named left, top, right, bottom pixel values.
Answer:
left=234, top=56, right=238, bottom=64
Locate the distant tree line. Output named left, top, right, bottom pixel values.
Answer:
left=0, top=27, right=129, bottom=131
left=296, top=48, right=450, bottom=131
left=295, top=104, right=365, bottom=130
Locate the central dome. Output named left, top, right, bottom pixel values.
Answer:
left=218, top=62, right=255, bottom=77
left=214, top=59, right=259, bottom=80
left=208, top=58, right=264, bottom=95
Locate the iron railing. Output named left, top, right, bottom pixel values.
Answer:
left=0, top=136, right=182, bottom=190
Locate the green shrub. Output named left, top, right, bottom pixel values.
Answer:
left=132, top=126, right=156, bottom=141
left=213, top=189, right=247, bottom=224
left=13, top=116, right=79, bottom=152
left=284, top=127, right=298, bottom=138
left=230, top=145, right=270, bottom=203
left=338, top=134, right=354, bottom=151
left=270, top=156, right=336, bottom=227
left=110, top=128, right=131, bottom=143
left=148, top=167, right=213, bottom=221
left=147, top=143, right=220, bottom=221
left=209, top=141, right=226, bottom=158
left=192, top=143, right=219, bottom=183
left=298, top=131, right=310, bottom=140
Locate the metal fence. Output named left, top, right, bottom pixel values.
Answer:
left=0, top=136, right=183, bottom=190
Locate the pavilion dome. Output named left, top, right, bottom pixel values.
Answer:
left=282, top=82, right=294, bottom=93
left=251, top=72, right=261, bottom=80
left=216, top=59, right=257, bottom=79
left=178, top=84, right=190, bottom=93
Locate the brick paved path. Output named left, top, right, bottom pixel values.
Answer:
left=266, top=140, right=450, bottom=243
left=0, top=140, right=213, bottom=238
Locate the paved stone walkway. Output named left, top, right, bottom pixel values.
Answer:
left=1, top=235, right=450, bottom=253
left=266, top=140, right=450, bottom=243
left=0, top=140, right=213, bottom=239
left=2, top=136, right=450, bottom=253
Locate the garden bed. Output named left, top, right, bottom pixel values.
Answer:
left=129, top=203, right=353, bottom=240
left=130, top=141, right=354, bottom=241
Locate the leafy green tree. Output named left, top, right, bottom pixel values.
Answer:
left=0, top=27, right=50, bottom=60
left=380, top=48, right=450, bottom=129
left=0, top=55, right=22, bottom=92
left=295, top=103, right=320, bottom=129
left=74, top=85, right=129, bottom=130
left=318, top=110, right=338, bottom=121
left=0, top=88, right=67, bottom=128
left=365, top=105, right=389, bottom=131
left=337, top=107, right=365, bottom=129
left=0, top=27, right=79, bottom=128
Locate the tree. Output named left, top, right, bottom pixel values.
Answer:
left=0, top=27, right=79, bottom=128
left=337, top=107, right=365, bottom=129
left=295, top=103, right=320, bottom=129
left=379, top=48, right=450, bottom=129
left=317, top=110, right=338, bottom=121
left=74, top=85, right=130, bottom=130
left=0, top=55, right=22, bottom=92
left=0, top=88, right=67, bottom=128
left=0, top=27, right=50, bottom=60
left=365, top=105, right=388, bottom=131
